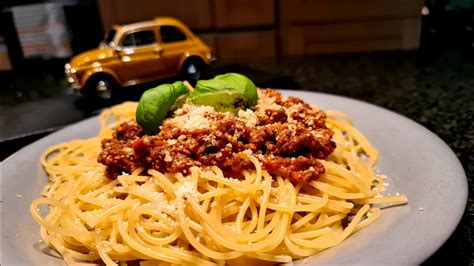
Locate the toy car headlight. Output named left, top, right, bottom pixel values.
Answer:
left=65, top=63, right=76, bottom=74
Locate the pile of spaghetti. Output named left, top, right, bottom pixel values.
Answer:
left=31, top=91, right=407, bottom=265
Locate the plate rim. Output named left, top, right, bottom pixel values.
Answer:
left=1, top=90, right=468, bottom=265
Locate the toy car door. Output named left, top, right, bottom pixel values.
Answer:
left=158, top=25, right=193, bottom=74
left=116, top=28, right=166, bottom=84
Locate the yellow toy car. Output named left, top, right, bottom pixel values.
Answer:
left=65, top=17, right=215, bottom=99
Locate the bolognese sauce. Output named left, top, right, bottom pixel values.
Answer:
left=98, top=89, right=335, bottom=183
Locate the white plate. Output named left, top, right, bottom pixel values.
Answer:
left=1, top=90, right=468, bottom=265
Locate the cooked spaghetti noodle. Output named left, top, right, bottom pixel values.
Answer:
left=31, top=100, right=407, bottom=265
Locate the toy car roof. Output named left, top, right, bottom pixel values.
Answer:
left=113, top=17, right=190, bottom=33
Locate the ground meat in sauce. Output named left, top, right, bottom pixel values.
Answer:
left=98, top=89, right=336, bottom=183
left=98, top=121, right=145, bottom=178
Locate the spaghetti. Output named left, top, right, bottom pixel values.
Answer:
left=31, top=98, right=407, bottom=265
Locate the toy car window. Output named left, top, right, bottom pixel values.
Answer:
left=160, top=26, right=187, bottom=43
left=122, top=30, right=156, bottom=47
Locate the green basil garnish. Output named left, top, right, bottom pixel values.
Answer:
left=136, top=81, right=189, bottom=134
left=187, top=73, right=258, bottom=113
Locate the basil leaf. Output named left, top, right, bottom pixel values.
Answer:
left=136, top=81, right=189, bottom=134
left=187, top=73, right=258, bottom=112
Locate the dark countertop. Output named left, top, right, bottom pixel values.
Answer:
left=1, top=50, right=472, bottom=264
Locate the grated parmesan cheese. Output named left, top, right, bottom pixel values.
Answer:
left=238, top=109, right=258, bottom=127
left=242, top=149, right=253, bottom=155
left=174, top=179, right=199, bottom=200
left=166, top=103, right=261, bottom=131
left=167, top=104, right=216, bottom=130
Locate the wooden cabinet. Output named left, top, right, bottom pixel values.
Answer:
left=279, top=0, right=423, bottom=26
left=200, top=31, right=275, bottom=59
left=97, top=0, right=424, bottom=58
left=97, top=0, right=213, bottom=32
left=217, top=31, right=276, bottom=59
left=281, top=18, right=421, bottom=55
left=278, top=0, right=423, bottom=55
left=98, top=0, right=274, bottom=31
left=214, top=0, right=274, bottom=28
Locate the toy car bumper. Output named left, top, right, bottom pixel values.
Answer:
left=65, top=64, right=82, bottom=90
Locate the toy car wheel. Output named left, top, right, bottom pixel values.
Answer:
left=181, top=59, right=203, bottom=82
left=86, top=75, right=117, bottom=100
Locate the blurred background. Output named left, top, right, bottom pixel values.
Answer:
left=0, top=1, right=473, bottom=263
